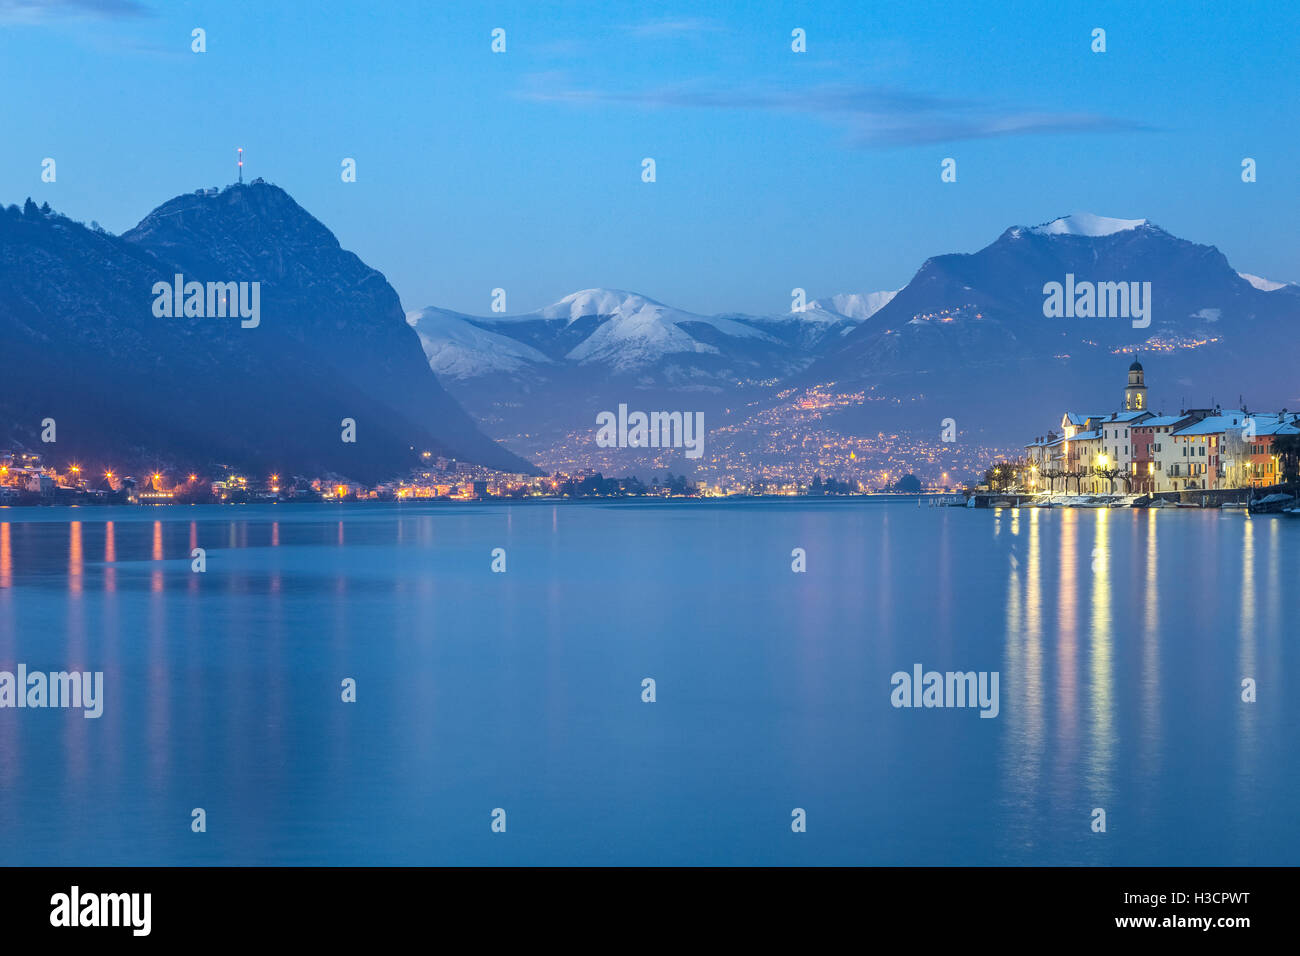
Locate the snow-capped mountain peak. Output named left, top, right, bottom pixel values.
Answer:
left=537, top=288, right=671, bottom=324
left=1238, top=272, right=1291, bottom=292
left=545, top=288, right=776, bottom=369
left=407, top=288, right=785, bottom=380
left=1027, top=213, right=1149, bottom=237
left=813, top=290, right=899, bottom=320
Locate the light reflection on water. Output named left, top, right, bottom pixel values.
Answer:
left=1088, top=506, right=1114, bottom=807
left=0, top=500, right=1293, bottom=865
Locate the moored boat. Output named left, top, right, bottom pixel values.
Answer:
left=1249, top=493, right=1297, bottom=514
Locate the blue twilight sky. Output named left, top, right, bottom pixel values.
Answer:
left=2, top=0, right=1297, bottom=317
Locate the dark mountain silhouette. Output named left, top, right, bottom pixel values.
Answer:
left=799, top=215, right=1300, bottom=436
left=0, top=183, right=536, bottom=480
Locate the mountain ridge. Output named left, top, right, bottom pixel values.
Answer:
left=0, top=183, right=537, bottom=479
left=401, top=213, right=1299, bottom=474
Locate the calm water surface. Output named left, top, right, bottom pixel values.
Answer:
left=0, top=499, right=1294, bottom=865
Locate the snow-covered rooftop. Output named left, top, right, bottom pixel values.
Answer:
left=1251, top=420, right=1300, bottom=436
left=1172, top=414, right=1250, bottom=436
left=1064, top=412, right=1107, bottom=426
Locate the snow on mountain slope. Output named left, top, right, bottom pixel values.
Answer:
left=406, top=308, right=551, bottom=380
left=815, top=290, right=898, bottom=320
left=728, top=290, right=897, bottom=350
left=533, top=288, right=668, bottom=323
left=563, top=305, right=716, bottom=369
left=408, top=286, right=908, bottom=381
left=543, top=289, right=779, bottom=369
left=1238, top=272, right=1291, bottom=292
left=415, top=288, right=785, bottom=375
left=1028, top=213, right=1149, bottom=237
left=546, top=288, right=772, bottom=336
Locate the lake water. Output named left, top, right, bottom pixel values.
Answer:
left=0, top=499, right=1295, bottom=865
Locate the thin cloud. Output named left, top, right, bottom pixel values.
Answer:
left=625, top=17, right=724, bottom=38
left=520, top=78, right=1150, bottom=147
left=0, top=0, right=152, bottom=22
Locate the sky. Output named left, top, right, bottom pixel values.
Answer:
left=2, top=0, right=1297, bottom=317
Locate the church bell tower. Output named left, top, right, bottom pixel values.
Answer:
left=1125, top=360, right=1147, bottom=410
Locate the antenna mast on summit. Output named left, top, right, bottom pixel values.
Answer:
left=237, top=147, right=244, bottom=184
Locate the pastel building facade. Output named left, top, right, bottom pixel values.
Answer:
left=1023, top=362, right=1298, bottom=494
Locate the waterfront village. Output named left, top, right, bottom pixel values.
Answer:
left=3, top=363, right=1296, bottom=509
left=0, top=447, right=898, bottom=506
left=0, top=451, right=596, bottom=506
left=990, top=362, right=1300, bottom=509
